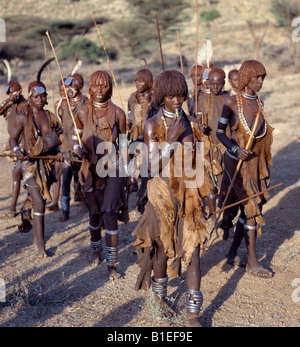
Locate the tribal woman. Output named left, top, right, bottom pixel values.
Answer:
left=132, top=70, right=212, bottom=326
left=9, top=60, right=63, bottom=257
left=71, top=70, right=129, bottom=280
left=0, top=80, right=27, bottom=217
left=216, top=60, right=273, bottom=278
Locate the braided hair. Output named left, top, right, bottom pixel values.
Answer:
left=153, top=70, right=188, bottom=107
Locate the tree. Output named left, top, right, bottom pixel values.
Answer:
left=271, top=0, right=300, bottom=59
left=126, top=0, right=191, bottom=37
left=246, top=20, right=269, bottom=60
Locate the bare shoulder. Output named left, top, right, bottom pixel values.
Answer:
left=15, top=109, right=26, bottom=126
left=114, top=103, right=126, bottom=120
left=145, top=112, right=159, bottom=131
left=225, top=95, right=237, bottom=108
left=77, top=104, right=89, bottom=123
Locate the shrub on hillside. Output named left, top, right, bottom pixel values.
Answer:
left=56, top=37, right=117, bottom=62
left=199, top=9, right=221, bottom=22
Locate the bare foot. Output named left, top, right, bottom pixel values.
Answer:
left=47, top=203, right=59, bottom=212
left=107, top=266, right=121, bottom=280
left=186, top=313, right=201, bottom=327
left=246, top=265, right=273, bottom=278
left=91, top=250, right=102, bottom=266
left=153, top=295, right=176, bottom=318
left=37, top=248, right=48, bottom=258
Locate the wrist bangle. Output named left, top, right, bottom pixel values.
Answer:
left=13, top=146, right=21, bottom=153
left=73, top=144, right=80, bottom=153
left=230, top=145, right=239, bottom=155
left=161, top=142, right=172, bottom=157
left=124, top=164, right=129, bottom=176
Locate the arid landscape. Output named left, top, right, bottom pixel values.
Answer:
left=0, top=0, right=299, bottom=328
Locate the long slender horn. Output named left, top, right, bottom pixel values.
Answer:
left=3, top=59, right=11, bottom=83
left=71, top=59, right=82, bottom=76
left=37, top=57, right=55, bottom=84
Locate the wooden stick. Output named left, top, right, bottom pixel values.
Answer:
left=212, top=183, right=283, bottom=216
left=222, top=109, right=261, bottom=208
left=195, top=0, right=198, bottom=117
left=45, top=31, right=82, bottom=147
left=177, top=31, right=184, bottom=74
left=156, top=14, right=164, bottom=72
left=0, top=153, right=82, bottom=162
left=89, top=11, right=125, bottom=111
left=43, top=37, right=55, bottom=113
left=210, top=108, right=261, bottom=238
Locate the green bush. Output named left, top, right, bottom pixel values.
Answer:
left=200, top=9, right=221, bottom=22
left=104, top=17, right=155, bottom=58
left=271, top=0, right=300, bottom=27
left=3, top=15, right=109, bottom=61
left=56, top=37, right=117, bottom=62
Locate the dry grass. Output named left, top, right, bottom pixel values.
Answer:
left=0, top=0, right=299, bottom=328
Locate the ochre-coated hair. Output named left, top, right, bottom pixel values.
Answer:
left=228, top=69, right=238, bottom=80
left=153, top=70, right=188, bottom=107
left=72, top=73, right=84, bottom=89
left=238, top=60, right=267, bottom=91
left=209, top=67, right=226, bottom=81
left=6, top=81, right=22, bottom=92
left=190, top=64, right=202, bottom=77
left=89, top=70, right=112, bottom=99
left=134, top=69, right=153, bottom=87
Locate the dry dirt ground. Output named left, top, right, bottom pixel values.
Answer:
left=0, top=67, right=299, bottom=329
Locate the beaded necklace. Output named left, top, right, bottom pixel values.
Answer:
left=161, top=108, right=183, bottom=132
left=242, top=97, right=259, bottom=116
left=236, top=91, right=267, bottom=140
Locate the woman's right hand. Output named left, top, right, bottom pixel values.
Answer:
left=236, top=148, right=253, bottom=161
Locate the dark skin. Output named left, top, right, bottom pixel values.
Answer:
left=11, top=90, right=63, bottom=157
left=10, top=89, right=62, bottom=257
left=208, top=71, right=226, bottom=96
left=145, top=95, right=188, bottom=175
left=135, top=79, right=151, bottom=95
left=52, top=79, right=85, bottom=219
left=0, top=85, right=26, bottom=215
left=72, top=75, right=127, bottom=277
left=200, top=71, right=227, bottom=214
left=217, top=74, right=266, bottom=161
left=47, top=83, right=66, bottom=211
left=128, top=79, right=152, bottom=133
left=229, top=71, right=239, bottom=93
left=144, top=95, right=202, bottom=325
left=190, top=69, right=202, bottom=92
left=188, top=67, right=202, bottom=116
left=216, top=72, right=271, bottom=277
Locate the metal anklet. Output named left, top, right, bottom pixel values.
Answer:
left=90, top=238, right=103, bottom=253
left=238, top=217, right=256, bottom=230
left=105, top=246, right=118, bottom=266
left=186, top=289, right=203, bottom=314
left=151, top=276, right=168, bottom=299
